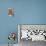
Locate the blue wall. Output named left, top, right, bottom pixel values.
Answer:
left=0, top=0, right=46, bottom=44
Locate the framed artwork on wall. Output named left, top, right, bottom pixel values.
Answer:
left=18, top=24, right=46, bottom=42
left=8, top=8, right=14, bottom=16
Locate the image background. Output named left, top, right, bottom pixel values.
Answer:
left=0, top=0, right=46, bottom=44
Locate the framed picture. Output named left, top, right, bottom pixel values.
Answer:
left=8, top=8, right=14, bottom=16
left=18, top=24, right=46, bottom=42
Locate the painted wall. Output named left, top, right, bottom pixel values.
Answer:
left=0, top=0, right=46, bottom=44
